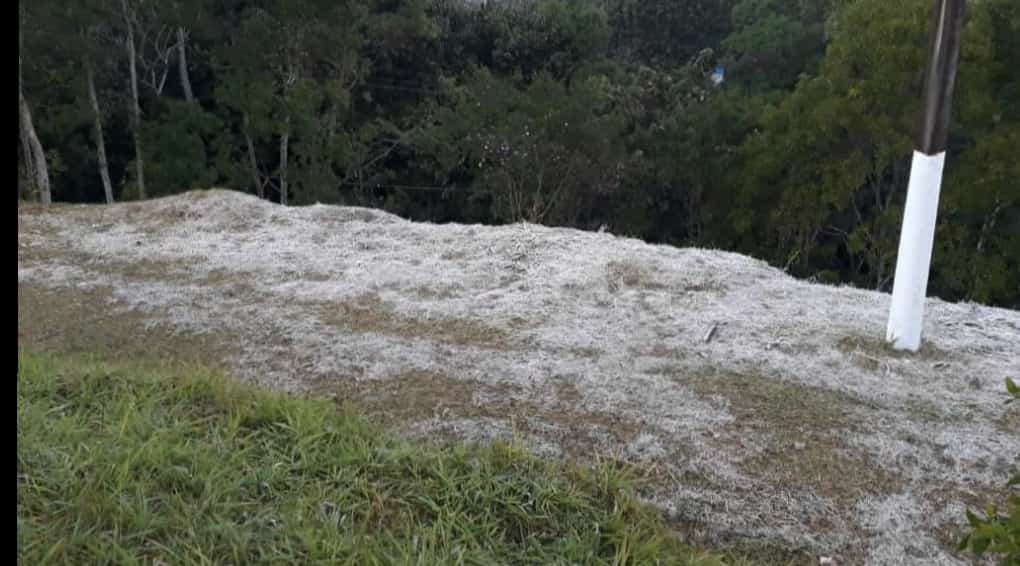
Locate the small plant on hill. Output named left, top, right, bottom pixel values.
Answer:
left=957, top=378, right=1019, bottom=564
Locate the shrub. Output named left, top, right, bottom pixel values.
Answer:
left=957, top=379, right=1020, bottom=564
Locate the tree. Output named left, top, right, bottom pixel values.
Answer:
left=721, top=0, right=834, bottom=93
left=20, top=58, right=53, bottom=205
left=19, top=9, right=52, bottom=205
left=14, top=0, right=1020, bottom=308
left=727, top=0, right=1018, bottom=303
left=20, top=0, right=124, bottom=204
left=216, top=0, right=367, bottom=205
left=76, top=1, right=119, bottom=203
left=177, top=26, right=196, bottom=103
left=608, top=0, right=731, bottom=68
left=730, top=0, right=931, bottom=288
left=122, top=0, right=146, bottom=199
left=142, top=99, right=222, bottom=196
left=486, top=0, right=610, bottom=82
left=86, top=57, right=115, bottom=204
left=426, top=69, right=626, bottom=226
left=594, top=59, right=758, bottom=243
left=932, top=0, right=1020, bottom=307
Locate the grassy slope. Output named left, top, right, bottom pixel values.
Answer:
left=17, top=351, right=734, bottom=566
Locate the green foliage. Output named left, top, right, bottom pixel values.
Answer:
left=957, top=380, right=1020, bottom=565
left=608, top=0, right=732, bottom=67
left=732, top=0, right=927, bottom=277
left=958, top=504, right=1020, bottom=564
left=17, top=351, right=726, bottom=565
left=143, top=100, right=223, bottom=196
left=933, top=0, right=1020, bottom=306
left=18, top=0, right=1020, bottom=308
left=484, top=0, right=610, bottom=80
left=426, top=68, right=626, bottom=225
left=722, top=0, right=832, bottom=92
left=726, top=0, right=1019, bottom=305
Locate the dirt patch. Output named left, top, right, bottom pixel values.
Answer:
left=640, top=343, right=682, bottom=359
left=119, top=201, right=202, bottom=234
left=507, top=316, right=534, bottom=330
left=681, top=280, right=726, bottom=293
left=606, top=260, right=667, bottom=292
left=198, top=267, right=258, bottom=288
left=321, top=292, right=517, bottom=350
left=329, top=370, right=647, bottom=460
left=1000, top=405, right=1020, bottom=434
left=767, top=341, right=821, bottom=356
left=551, top=377, right=583, bottom=404
left=681, top=372, right=904, bottom=505
left=605, top=260, right=724, bottom=295
left=568, top=346, right=602, bottom=359
left=332, top=369, right=518, bottom=425
left=18, top=283, right=230, bottom=370
left=440, top=249, right=469, bottom=261
left=837, top=334, right=950, bottom=365
left=302, top=271, right=334, bottom=282
left=413, top=285, right=461, bottom=300
left=742, top=442, right=901, bottom=509
left=19, top=214, right=91, bottom=267
left=97, top=257, right=208, bottom=284
left=316, top=207, right=383, bottom=224
left=17, top=202, right=77, bottom=217
left=19, top=244, right=94, bottom=268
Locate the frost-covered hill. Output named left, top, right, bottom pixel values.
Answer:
left=18, top=190, right=1020, bottom=565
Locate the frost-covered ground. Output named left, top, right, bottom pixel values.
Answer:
left=18, top=190, right=1019, bottom=565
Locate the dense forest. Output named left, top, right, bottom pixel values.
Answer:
left=18, top=0, right=1019, bottom=308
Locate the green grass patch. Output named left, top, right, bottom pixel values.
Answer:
left=17, top=351, right=728, bottom=565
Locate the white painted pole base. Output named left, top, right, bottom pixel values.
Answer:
left=886, top=150, right=945, bottom=352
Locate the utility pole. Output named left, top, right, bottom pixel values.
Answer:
left=886, top=0, right=965, bottom=352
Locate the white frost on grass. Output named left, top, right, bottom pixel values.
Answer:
left=18, top=189, right=1020, bottom=565
left=856, top=493, right=976, bottom=566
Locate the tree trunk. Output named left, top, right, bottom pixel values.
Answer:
left=243, top=113, right=263, bottom=199
left=20, top=110, right=36, bottom=200
left=123, top=0, right=146, bottom=199
left=279, top=112, right=290, bottom=206
left=177, top=27, right=195, bottom=104
left=86, top=60, right=115, bottom=204
left=19, top=11, right=35, bottom=202
left=20, top=90, right=52, bottom=205
left=19, top=56, right=51, bottom=204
